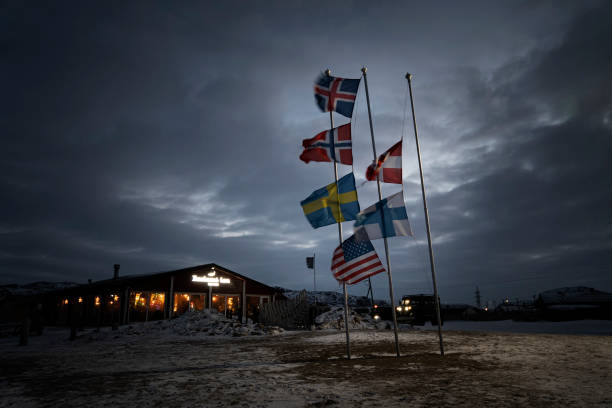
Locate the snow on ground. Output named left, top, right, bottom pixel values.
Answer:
left=314, top=306, right=392, bottom=330
left=84, top=310, right=285, bottom=341
left=421, top=319, right=612, bottom=335
left=1, top=320, right=612, bottom=407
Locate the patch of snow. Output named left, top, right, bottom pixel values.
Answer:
left=314, top=306, right=393, bottom=330
left=83, top=309, right=285, bottom=341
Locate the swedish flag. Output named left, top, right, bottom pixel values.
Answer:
left=301, top=173, right=360, bottom=229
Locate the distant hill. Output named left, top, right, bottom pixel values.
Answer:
left=279, top=288, right=388, bottom=307
left=0, top=281, right=78, bottom=301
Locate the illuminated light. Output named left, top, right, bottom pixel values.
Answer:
left=78, top=297, right=83, bottom=303
left=396, top=306, right=402, bottom=312
left=193, top=273, right=231, bottom=287
left=110, top=301, right=114, bottom=305
left=135, top=294, right=140, bottom=301
left=373, top=304, right=378, bottom=309
left=63, top=299, right=69, bottom=305
left=373, top=314, right=380, bottom=320
left=212, top=296, right=218, bottom=302
left=407, top=306, right=412, bottom=311
left=113, top=295, right=119, bottom=301
left=95, top=296, right=100, bottom=306
left=404, top=299, right=411, bottom=305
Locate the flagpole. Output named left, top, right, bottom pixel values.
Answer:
left=327, top=69, right=351, bottom=360
left=361, top=67, right=401, bottom=357
left=313, top=253, right=316, bottom=292
left=406, top=73, right=444, bottom=356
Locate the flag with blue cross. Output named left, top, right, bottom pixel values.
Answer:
left=301, top=173, right=360, bottom=229
left=353, top=191, right=413, bottom=240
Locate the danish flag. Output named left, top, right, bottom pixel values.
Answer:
left=299, top=123, right=352, bottom=165
left=314, top=73, right=361, bottom=118
left=366, top=140, right=402, bottom=184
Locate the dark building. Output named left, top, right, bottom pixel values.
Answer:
left=40, top=263, right=283, bottom=327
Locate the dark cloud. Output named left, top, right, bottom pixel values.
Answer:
left=1, top=1, right=610, bottom=305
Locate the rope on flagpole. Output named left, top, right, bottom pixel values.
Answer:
left=326, top=68, right=351, bottom=360
left=361, top=66, right=401, bottom=358
left=406, top=72, right=444, bottom=356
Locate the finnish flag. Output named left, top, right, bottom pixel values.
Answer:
left=353, top=191, right=413, bottom=240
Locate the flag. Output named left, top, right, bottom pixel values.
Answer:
left=300, top=123, right=352, bottom=165
left=332, top=233, right=385, bottom=285
left=306, top=257, right=314, bottom=269
left=354, top=191, right=412, bottom=239
left=366, top=140, right=402, bottom=184
left=314, top=73, right=361, bottom=118
left=301, top=173, right=360, bottom=229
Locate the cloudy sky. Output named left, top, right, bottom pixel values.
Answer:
left=2, top=1, right=611, bottom=305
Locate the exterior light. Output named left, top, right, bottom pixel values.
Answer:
left=95, top=296, right=100, bottom=306
left=396, top=306, right=402, bottom=312
left=78, top=297, right=83, bottom=303
left=63, top=299, right=69, bottom=305
left=373, top=314, right=380, bottom=320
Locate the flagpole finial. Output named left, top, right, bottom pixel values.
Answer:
left=325, top=69, right=331, bottom=77
left=361, top=67, right=367, bottom=74
left=406, top=73, right=412, bottom=80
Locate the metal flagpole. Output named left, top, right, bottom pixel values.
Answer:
left=313, top=253, right=316, bottom=292
left=406, top=73, right=444, bottom=356
left=326, top=69, right=351, bottom=360
left=361, top=67, right=401, bottom=357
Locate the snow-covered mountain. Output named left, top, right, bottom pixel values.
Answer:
left=280, top=288, right=388, bottom=307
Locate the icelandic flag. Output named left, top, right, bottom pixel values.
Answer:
left=299, top=123, right=352, bottom=165
left=301, top=173, right=360, bottom=229
left=314, top=73, right=361, bottom=118
left=353, top=191, right=413, bottom=240
left=366, top=140, right=402, bottom=184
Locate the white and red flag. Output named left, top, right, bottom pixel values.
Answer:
left=331, top=231, right=385, bottom=285
left=365, top=140, right=402, bottom=184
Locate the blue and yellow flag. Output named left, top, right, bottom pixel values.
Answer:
left=301, top=173, right=360, bottom=229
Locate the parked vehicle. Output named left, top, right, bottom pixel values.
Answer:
left=396, top=294, right=443, bottom=326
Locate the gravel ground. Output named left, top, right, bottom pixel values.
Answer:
left=1, top=327, right=611, bottom=407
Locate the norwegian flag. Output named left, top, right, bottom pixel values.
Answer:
left=332, top=232, right=385, bottom=285
left=299, top=123, right=352, bottom=165
left=314, top=73, right=361, bottom=118
left=366, top=140, right=402, bottom=184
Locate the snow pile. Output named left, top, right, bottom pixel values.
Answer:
left=87, top=310, right=285, bottom=340
left=314, top=306, right=392, bottom=330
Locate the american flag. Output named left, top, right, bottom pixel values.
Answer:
left=332, top=233, right=385, bottom=285
left=366, top=140, right=402, bottom=184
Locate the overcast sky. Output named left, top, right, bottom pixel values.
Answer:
left=2, top=1, right=611, bottom=305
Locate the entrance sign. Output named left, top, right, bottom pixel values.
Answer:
left=192, top=271, right=231, bottom=287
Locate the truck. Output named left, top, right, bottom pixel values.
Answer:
left=395, top=294, right=443, bottom=326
